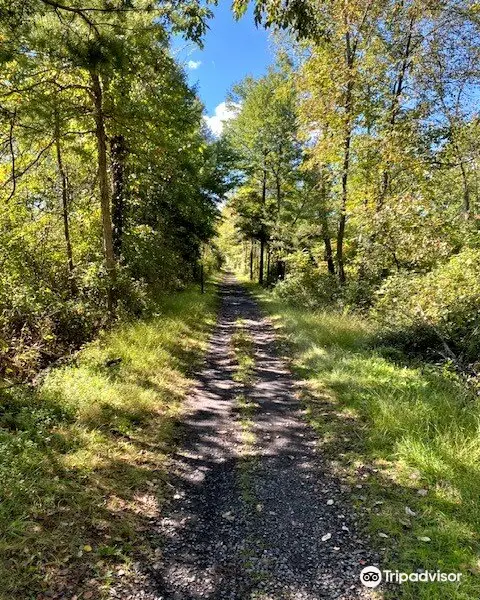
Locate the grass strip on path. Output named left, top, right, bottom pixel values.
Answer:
left=0, top=283, right=218, bottom=600
left=249, top=284, right=480, bottom=600
left=231, top=319, right=258, bottom=503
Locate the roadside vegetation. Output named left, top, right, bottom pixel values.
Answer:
left=0, top=4, right=228, bottom=594
left=3, top=0, right=480, bottom=598
left=218, top=0, right=480, bottom=376
left=0, top=284, right=217, bottom=599
left=0, top=0, right=230, bottom=383
left=248, top=284, right=480, bottom=600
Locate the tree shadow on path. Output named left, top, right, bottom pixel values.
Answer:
left=122, top=276, right=379, bottom=600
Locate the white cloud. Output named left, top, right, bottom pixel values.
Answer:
left=187, top=60, right=202, bottom=70
left=203, top=102, right=240, bottom=137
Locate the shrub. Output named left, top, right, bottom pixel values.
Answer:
left=273, top=263, right=339, bottom=309
left=372, top=248, right=480, bottom=362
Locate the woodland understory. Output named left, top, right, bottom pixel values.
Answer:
left=220, top=0, right=480, bottom=379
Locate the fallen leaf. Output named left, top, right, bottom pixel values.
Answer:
left=321, top=533, right=332, bottom=542
left=83, top=545, right=93, bottom=553
left=326, top=499, right=334, bottom=506
left=417, top=536, right=431, bottom=542
left=378, top=532, right=389, bottom=538
left=405, top=506, right=416, bottom=517
left=417, top=489, right=428, bottom=496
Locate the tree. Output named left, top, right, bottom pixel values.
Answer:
left=224, top=68, right=300, bottom=284
left=220, top=0, right=480, bottom=298
left=0, top=0, right=228, bottom=376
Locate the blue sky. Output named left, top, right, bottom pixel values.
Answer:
left=171, top=2, right=274, bottom=134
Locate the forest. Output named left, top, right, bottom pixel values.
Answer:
left=1, top=0, right=480, bottom=599
left=0, top=0, right=228, bottom=380
left=221, top=0, right=480, bottom=367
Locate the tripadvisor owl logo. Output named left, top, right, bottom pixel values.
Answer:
left=360, top=566, right=382, bottom=588
left=359, top=566, right=462, bottom=587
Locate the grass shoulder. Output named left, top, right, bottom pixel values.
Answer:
left=0, top=282, right=218, bottom=599
left=247, top=281, right=480, bottom=600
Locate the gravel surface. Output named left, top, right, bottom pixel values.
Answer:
left=112, top=275, right=381, bottom=600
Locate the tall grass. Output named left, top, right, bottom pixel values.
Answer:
left=0, top=285, right=217, bottom=599
left=253, top=288, right=480, bottom=600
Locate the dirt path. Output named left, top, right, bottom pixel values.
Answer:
left=115, top=275, right=379, bottom=600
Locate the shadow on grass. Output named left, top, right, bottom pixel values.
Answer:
left=139, top=276, right=378, bottom=600
left=252, top=291, right=480, bottom=600
left=0, top=284, right=218, bottom=599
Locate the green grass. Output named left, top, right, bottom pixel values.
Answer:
left=0, top=283, right=217, bottom=599
left=231, top=319, right=259, bottom=508
left=231, top=319, right=256, bottom=385
left=250, top=285, right=480, bottom=600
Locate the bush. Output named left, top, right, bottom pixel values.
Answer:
left=372, top=248, right=480, bottom=362
left=273, top=259, right=339, bottom=310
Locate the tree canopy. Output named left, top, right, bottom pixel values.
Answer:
left=0, top=0, right=230, bottom=376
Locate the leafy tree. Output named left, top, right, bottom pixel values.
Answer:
left=222, top=0, right=480, bottom=312
left=0, top=0, right=229, bottom=376
left=224, top=67, right=300, bottom=284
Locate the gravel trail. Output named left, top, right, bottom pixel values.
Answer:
left=114, top=275, right=380, bottom=600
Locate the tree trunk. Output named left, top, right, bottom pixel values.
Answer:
left=259, top=236, right=265, bottom=285
left=319, top=168, right=335, bottom=276
left=459, top=159, right=470, bottom=216
left=451, top=135, right=471, bottom=217
left=111, top=134, right=127, bottom=259
left=276, top=171, right=281, bottom=214
left=337, top=29, right=354, bottom=285
left=54, top=103, right=75, bottom=290
left=323, top=235, right=335, bottom=276
left=259, top=166, right=267, bottom=286
left=266, top=246, right=271, bottom=283
left=249, top=240, right=254, bottom=280
left=378, top=14, right=415, bottom=209
left=91, top=71, right=116, bottom=315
